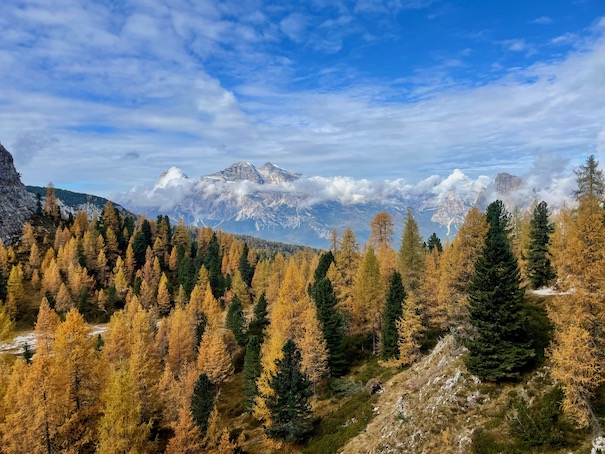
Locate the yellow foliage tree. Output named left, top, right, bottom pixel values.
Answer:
left=421, top=247, right=444, bottom=329
left=231, top=271, right=251, bottom=307
left=97, top=365, right=152, bottom=454
left=352, top=247, right=383, bottom=353
left=203, top=406, right=237, bottom=454
left=6, top=265, right=24, bottom=318
left=166, top=407, right=204, bottom=454
left=51, top=309, right=101, bottom=451
left=20, top=222, right=36, bottom=253
left=548, top=195, right=605, bottom=427
left=157, top=273, right=172, bottom=315
left=329, top=227, right=360, bottom=318
left=0, top=304, right=13, bottom=341
left=437, top=207, right=487, bottom=330
left=196, top=328, right=234, bottom=386
left=166, top=306, right=197, bottom=376
left=103, top=311, right=133, bottom=365
left=35, top=296, right=60, bottom=353
left=394, top=291, right=424, bottom=367
left=550, top=325, right=602, bottom=428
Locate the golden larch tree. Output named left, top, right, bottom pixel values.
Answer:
left=166, top=306, right=197, bottom=376
left=166, top=407, right=204, bottom=454
left=51, top=309, right=101, bottom=451
left=352, top=246, right=383, bottom=353
left=196, top=327, right=234, bottom=386
left=97, top=365, right=152, bottom=454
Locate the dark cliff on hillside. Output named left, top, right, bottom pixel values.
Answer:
left=0, top=144, right=35, bottom=244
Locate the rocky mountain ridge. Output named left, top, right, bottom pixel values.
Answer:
left=26, top=186, right=133, bottom=220
left=0, top=144, right=35, bottom=244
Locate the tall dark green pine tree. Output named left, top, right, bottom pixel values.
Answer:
left=203, top=233, right=225, bottom=298
left=525, top=201, right=555, bottom=289
left=242, top=335, right=262, bottom=412
left=381, top=271, right=407, bottom=359
left=131, top=231, right=148, bottom=268
left=266, top=339, right=313, bottom=443
left=426, top=233, right=443, bottom=253
left=239, top=242, right=254, bottom=287
left=313, top=251, right=335, bottom=282
left=248, top=293, right=269, bottom=340
left=191, top=373, right=215, bottom=436
left=35, top=193, right=43, bottom=216
left=311, top=276, right=347, bottom=376
left=226, top=296, right=247, bottom=345
left=465, top=200, right=535, bottom=381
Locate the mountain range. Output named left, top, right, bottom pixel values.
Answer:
left=115, top=161, right=546, bottom=248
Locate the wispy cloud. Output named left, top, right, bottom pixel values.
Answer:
left=0, top=0, right=603, bottom=199
left=530, top=16, right=553, bottom=25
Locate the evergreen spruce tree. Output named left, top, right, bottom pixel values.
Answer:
left=465, top=200, right=535, bottom=381
left=426, top=233, right=442, bottom=253
left=203, top=233, right=225, bottom=298
left=525, top=201, right=555, bottom=289
left=226, top=296, right=247, bottom=345
left=266, top=339, right=313, bottom=443
left=239, top=242, right=254, bottom=287
left=313, top=251, right=335, bottom=283
left=381, top=271, right=406, bottom=359
left=311, top=276, right=347, bottom=376
left=191, top=373, right=215, bottom=436
left=574, top=154, right=605, bottom=200
left=195, top=313, right=207, bottom=348
left=35, top=193, right=43, bottom=216
left=248, top=293, right=269, bottom=340
left=242, top=335, right=262, bottom=412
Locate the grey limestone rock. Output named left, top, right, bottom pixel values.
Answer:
left=0, top=144, right=35, bottom=245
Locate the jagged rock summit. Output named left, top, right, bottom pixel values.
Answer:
left=0, top=144, right=35, bottom=244
left=209, top=161, right=301, bottom=185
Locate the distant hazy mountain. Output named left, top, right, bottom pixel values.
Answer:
left=116, top=161, right=568, bottom=248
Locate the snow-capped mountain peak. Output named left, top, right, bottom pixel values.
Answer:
left=155, top=167, right=189, bottom=189
left=258, top=162, right=302, bottom=184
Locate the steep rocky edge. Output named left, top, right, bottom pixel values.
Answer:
left=341, top=335, right=595, bottom=454
left=0, top=144, right=35, bottom=244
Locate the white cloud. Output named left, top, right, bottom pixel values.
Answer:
left=0, top=0, right=603, bottom=202
left=530, top=16, right=553, bottom=25
left=280, top=13, right=309, bottom=43
left=502, top=39, right=528, bottom=52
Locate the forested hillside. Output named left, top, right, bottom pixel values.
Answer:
left=0, top=157, right=604, bottom=453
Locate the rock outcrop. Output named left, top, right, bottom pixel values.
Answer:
left=0, top=144, right=35, bottom=244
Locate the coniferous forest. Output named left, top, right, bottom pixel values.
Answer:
left=0, top=156, right=604, bottom=453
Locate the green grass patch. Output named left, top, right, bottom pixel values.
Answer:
left=353, top=355, right=396, bottom=384
left=302, top=390, right=377, bottom=454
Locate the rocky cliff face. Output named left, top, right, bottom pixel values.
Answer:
left=495, top=172, right=524, bottom=195
left=0, top=144, right=35, bottom=244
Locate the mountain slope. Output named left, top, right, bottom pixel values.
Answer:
left=342, top=334, right=594, bottom=454
left=27, top=185, right=133, bottom=220
left=0, top=144, right=35, bottom=244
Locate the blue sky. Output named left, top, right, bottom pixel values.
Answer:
left=0, top=0, right=604, bottom=197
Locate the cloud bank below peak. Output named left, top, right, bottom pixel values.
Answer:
left=115, top=153, right=576, bottom=218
